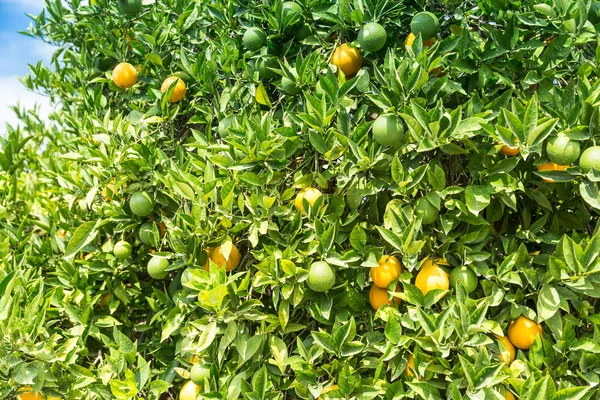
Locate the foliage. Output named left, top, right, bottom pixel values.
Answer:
left=2, top=0, right=600, bottom=399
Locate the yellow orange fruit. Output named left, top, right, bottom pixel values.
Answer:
left=179, top=380, right=201, bottom=400
left=495, top=334, right=516, bottom=364
left=99, top=293, right=110, bottom=308
left=500, top=143, right=519, bottom=156
left=371, top=255, right=402, bottom=288
left=294, top=187, right=322, bottom=215
left=318, top=384, right=339, bottom=400
left=415, top=262, right=449, bottom=296
left=508, top=316, right=543, bottom=350
left=505, top=390, right=516, bottom=400
left=405, top=354, right=416, bottom=376
left=331, top=43, right=362, bottom=77
left=208, top=243, right=241, bottom=271
left=405, top=33, right=437, bottom=48
left=112, top=62, right=138, bottom=89
left=369, top=284, right=401, bottom=310
left=161, top=76, right=186, bottom=102
left=537, top=162, right=569, bottom=183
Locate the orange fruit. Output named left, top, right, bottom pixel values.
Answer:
left=99, top=293, right=110, bottom=308
left=112, top=62, right=138, bottom=89
left=160, top=76, right=186, bottom=102
left=318, top=385, right=339, bottom=400
left=415, top=260, right=449, bottom=297
left=209, top=243, right=241, bottom=271
left=500, top=143, right=519, bottom=156
left=537, top=162, right=569, bottom=183
left=370, top=255, right=402, bottom=288
left=294, top=187, right=322, bottom=215
left=508, top=316, right=543, bottom=349
left=405, top=354, right=416, bottom=376
left=495, top=334, right=516, bottom=364
left=505, top=389, right=516, bottom=400
left=369, top=284, right=401, bottom=310
left=331, top=43, right=362, bottom=77
left=405, top=33, right=437, bottom=48
left=179, top=380, right=201, bottom=400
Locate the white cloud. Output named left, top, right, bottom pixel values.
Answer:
left=0, top=76, right=53, bottom=129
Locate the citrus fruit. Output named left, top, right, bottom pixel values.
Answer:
left=256, top=56, right=279, bottom=79
left=495, top=334, right=516, bottom=365
left=218, top=115, right=234, bottom=136
left=209, top=243, right=241, bottom=271
left=282, top=2, right=302, bottom=19
left=99, top=293, right=110, bottom=308
left=358, top=22, right=387, bottom=52
left=281, top=67, right=301, bottom=95
left=500, top=142, right=519, bottom=156
left=331, top=43, right=363, bottom=77
left=372, top=114, right=404, bottom=146
left=415, top=197, right=439, bottom=225
left=118, top=0, right=142, bottom=16
left=405, top=354, right=416, bottom=376
left=579, top=146, right=600, bottom=173
left=139, top=221, right=157, bottom=246
left=113, top=240, right=132, bottom=259
left=537, top=162, right=569, bottom=183
left=129, top=191, right=154, bottom=217
left=179, top=380, right=201, bottom=400
left=307, top=261, right=336, bottom=292
left=112, top=62, right=138, bottom=89
left=410, top=12, right=440, bottom=40
left=371, top=255, right=402, bottom=288
left=415, top=262, right=449, bottom=296
left=243, top=27, right=267, bottom=51
left=318, top=385, right=339, bottom=400
left=369, top=284, right=401, bottom=310
left=508, top=315, right=543, bottom=349
left=405, top=33, right=437, bottom=48
left=160, top=77, right=186, bottom=102
left=16, top=388, right=42, bottom=400
left=546, top=135, right=580, bottom=165
left=505, top=390, right=516, bottom=400
left=449, top=266, right=478, bottom=293
left=147, top=257, right=169, bottom=279
left=190, top=362, right=211, bottom=385
left=295, top=187, right=322, bottom=215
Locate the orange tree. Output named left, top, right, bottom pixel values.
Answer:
left=1, top=0, right=600, bottom=399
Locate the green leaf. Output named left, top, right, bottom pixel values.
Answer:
left=537, top=284, right=560, bottom=321
left=255, top=82, right=272, bottom=107
left=64, top=221, right=98, bottom=259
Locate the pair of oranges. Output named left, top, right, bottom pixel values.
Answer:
left=111, top=62, right=186, bottom=103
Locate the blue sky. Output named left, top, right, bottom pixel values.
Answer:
left=0, top=0, right=56, bottom=127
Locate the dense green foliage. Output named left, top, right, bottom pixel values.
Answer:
left=2, top=0, right=600, bottom=399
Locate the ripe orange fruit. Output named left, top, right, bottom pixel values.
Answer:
left=331, top=43, right=362, bottom=77
left=508, top=316, right=543, bottom=349
left=371, top=255, right=402, bottom=288
left=537, top=162, right=569, bottom=183
left=415, top=261, right=449, bottom=296
left=294, top=187, right=322, bottom=215
left=209, top=243, right=241, bottom=271
left=505, top=389, right=516, bottom=400
left=405, top=354, right=416, bottom=376
left=495, top=334, right=516, bottom=364
left=318, top=385, right=339, bottom=400
left=160, top=76, right=186, bottom=102
left=405, top=33, right=437, bottom=48
left=369, top=284, right=401, bottom=310
left=112, top=62, right=138, bottom=89
left=179, top=381, right=201, bottom=400
left=16, top=389, right=60, bottom=400
left=99, top=293, right=110, bottom=308
left=500, top=142, right=519, bottom=156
